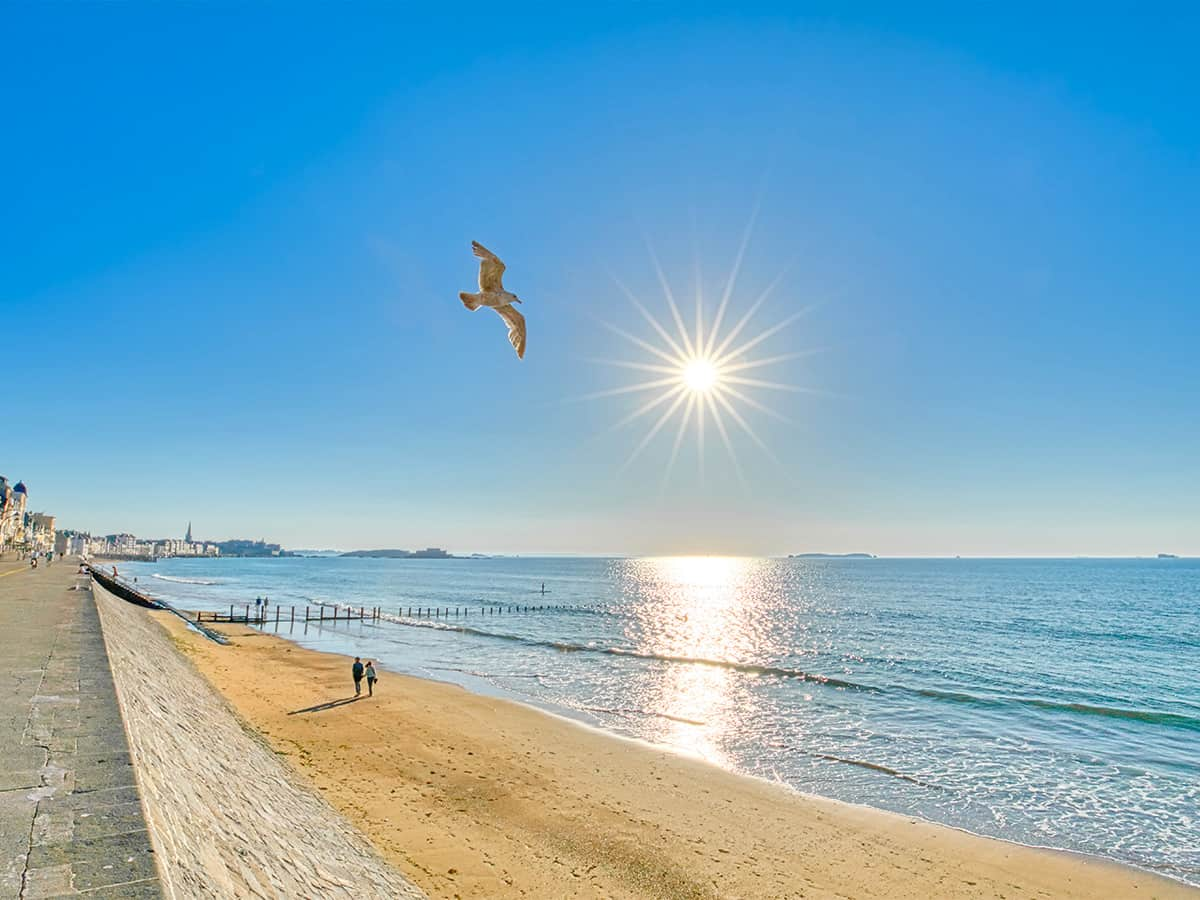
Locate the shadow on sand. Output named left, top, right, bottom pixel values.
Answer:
left=287, top=696, right=361, bottom=715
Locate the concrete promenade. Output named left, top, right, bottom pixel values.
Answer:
left=0, top=559, right=161, bottom=899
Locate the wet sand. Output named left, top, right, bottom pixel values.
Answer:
left=150, top=609, right=1195, bottom=899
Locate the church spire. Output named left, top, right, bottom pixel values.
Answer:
left=185, top=521, right=192, bottom=542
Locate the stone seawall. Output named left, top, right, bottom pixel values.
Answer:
left=92, top=582, right=422, bottom=899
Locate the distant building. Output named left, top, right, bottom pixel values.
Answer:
left=213, top=538, right=283, bottom=557
left=56, top=531, right=89, bottom=557
left=185, top=521, right=193, bottom=542
left=28, top=512, right=56, bottom=552
left=0, top=478, right=31, bottom=551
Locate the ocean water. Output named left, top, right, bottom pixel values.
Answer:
left=119, top=556, right=1199, bottom=884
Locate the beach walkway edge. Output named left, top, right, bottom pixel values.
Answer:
left=0, top=560, right=162, bottom=898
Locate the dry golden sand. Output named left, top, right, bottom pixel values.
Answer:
left=151, top=610, right=1195, bottom=900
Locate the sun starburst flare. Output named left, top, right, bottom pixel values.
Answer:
left=586, top=230, right=822, bottom=481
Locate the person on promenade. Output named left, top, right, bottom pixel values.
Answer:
left=365, top=661, right=377, bottom=697
left=352, top=657, right=364, bottom=696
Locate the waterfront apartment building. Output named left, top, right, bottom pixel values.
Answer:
left=73, top=533, right=221, bottom=559
left=30, top=512, right=55, bottom=535
left=28, top=512, right=56, bottom=552
left=0, top=477, right=26, bottom=548
left=156, top=538, right=219, bottom=557
left=0, top=477, right=57, bottom=552
left=0, top=478, right=60, bottom=554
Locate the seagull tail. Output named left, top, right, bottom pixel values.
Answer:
left=459, top=292, right=483, bottom=311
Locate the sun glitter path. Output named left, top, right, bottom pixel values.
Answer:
left=92, top=582, right=423, bottom=899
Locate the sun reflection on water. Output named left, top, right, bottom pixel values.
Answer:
left=619, top=556, right=784, bottom=765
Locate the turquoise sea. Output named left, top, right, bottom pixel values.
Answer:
left=119, top=556, right=1199, bottom=885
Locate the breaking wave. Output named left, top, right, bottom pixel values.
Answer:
left=151, top=573, right=221, bottom=585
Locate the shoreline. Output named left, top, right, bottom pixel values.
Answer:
left=420, top=680, right=1198, bottom=890
left=406, top=672, right=1200, bottom=893
left=143, top=602, right=1194, bottom=898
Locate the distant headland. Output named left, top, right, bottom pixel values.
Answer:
left=788, top=553, right=877, bottom=559
left=340, top=548, right=455, bottom=559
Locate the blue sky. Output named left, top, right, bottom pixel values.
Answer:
left=2, top=4, right=1197, bottom=555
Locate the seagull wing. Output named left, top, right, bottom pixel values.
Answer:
left=472, top=240, right=506, bottom=292
left=494, top=304, right=526, bottom=359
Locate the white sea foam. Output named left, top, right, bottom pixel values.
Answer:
left=151, top=573, right=222, bottom=586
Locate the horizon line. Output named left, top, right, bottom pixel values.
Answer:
left=153, top=551, right=1196, bottom=561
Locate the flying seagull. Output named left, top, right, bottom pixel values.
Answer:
left=459, top=241, right=525, bottom=359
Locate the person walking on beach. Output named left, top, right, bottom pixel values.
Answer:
left=352, top=657, right=364, bottom=696
left=365, top=661, right=377, bottom=697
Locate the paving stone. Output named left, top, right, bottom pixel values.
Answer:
left=31, top=806, right=74, bottom=844
left=72, top=752, right=133, bottom=771
left=77, top=876, right=162, bottom=898
left=0, top=769, right=43, bottom=792
left=72, top=766, right=138, bottom=794
left=0, top=790, right=34, bottom=896
left=69, top=802, right=150, bottom=841
left=29, top=830, right=152, bottom=869
left=0, top=564, right=161, bottom=898
left=64, top=844, right=158, bottom=891
left=57, top=786, right=143, bottom=812
left=73, top=735, right=127, bottom=756
left=0, top=746, right=48, bottom=768
left=20, top=862, right=73, bottom=899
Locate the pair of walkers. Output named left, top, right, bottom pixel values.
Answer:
left=352, top=657, right=378, bottom=697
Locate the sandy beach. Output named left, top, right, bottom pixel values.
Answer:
left=140, top=603, right=1194, bottom=899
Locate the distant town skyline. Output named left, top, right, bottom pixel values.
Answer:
left=5, top=6, right=1197, bottom=557
left=14, top=510, right=1194, bottom=560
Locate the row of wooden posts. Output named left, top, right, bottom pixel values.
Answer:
left=399, top=604, right=563, bottom=617
left=195, top=603, right=565, bottom=625
left=197, top=605, right=379, bottom=625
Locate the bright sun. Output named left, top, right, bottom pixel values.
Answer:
left=584, top=215, right=821, bottom=481
left=682, top=358, right=719, bottom=393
